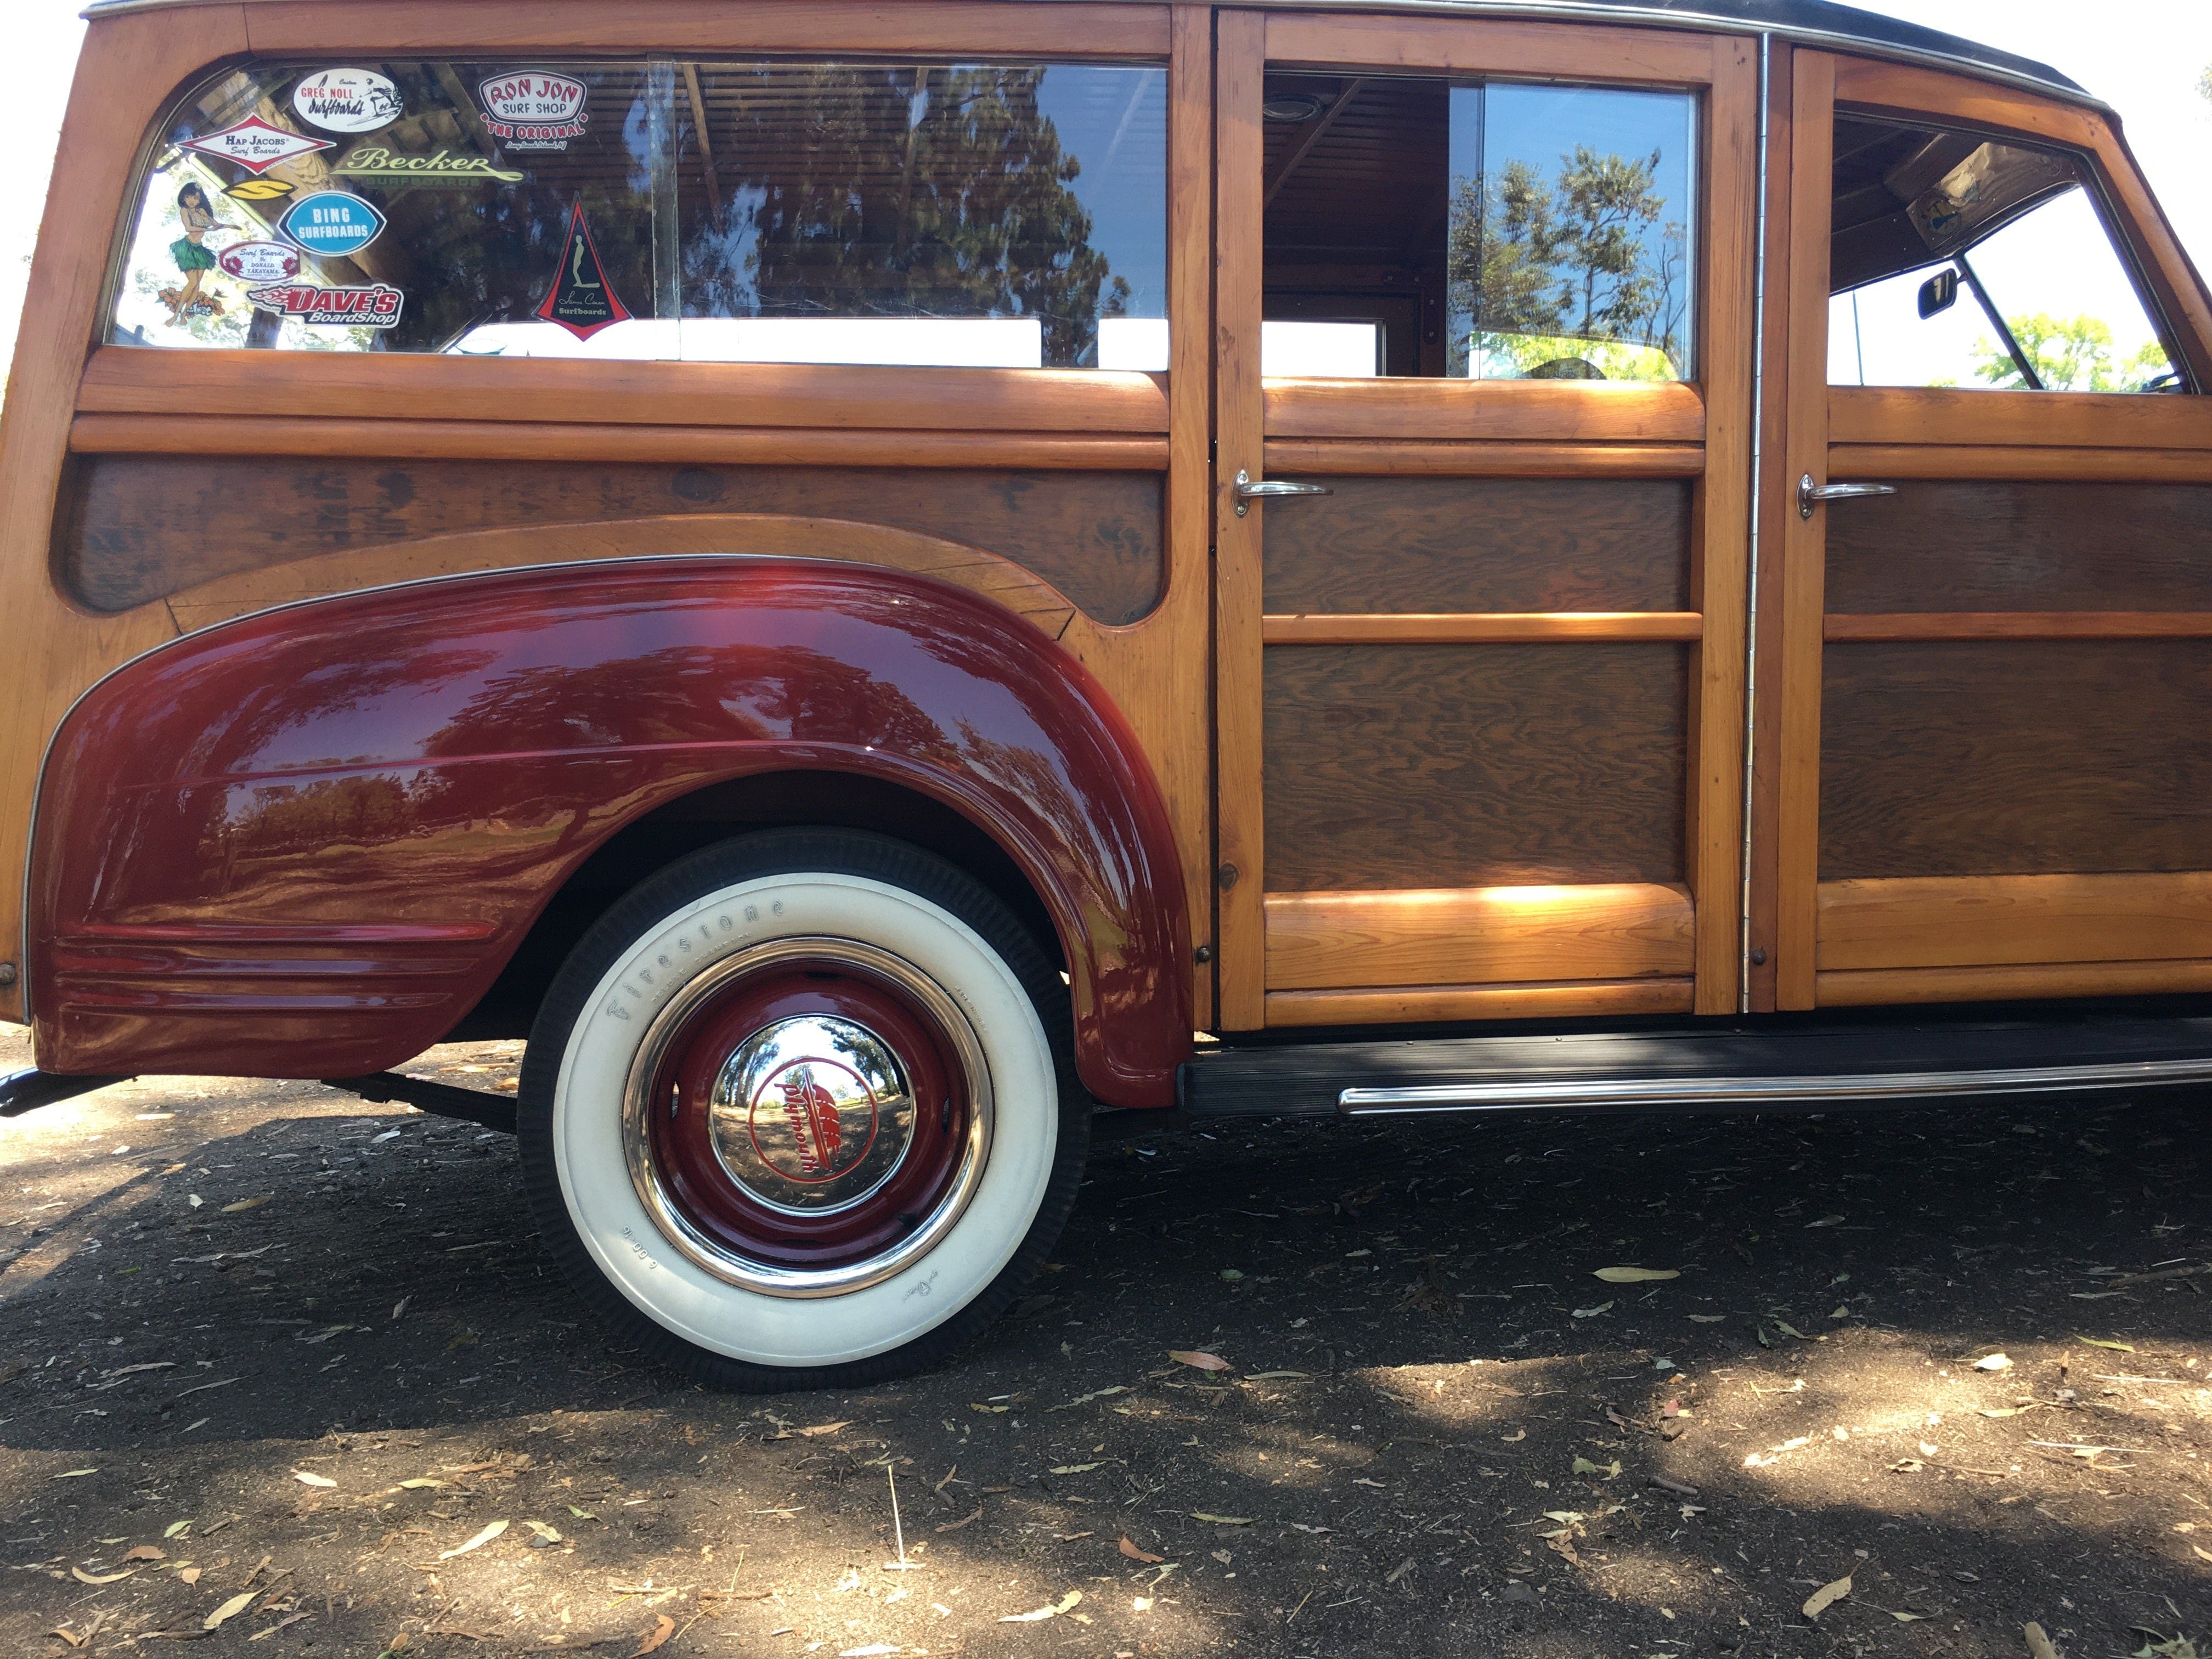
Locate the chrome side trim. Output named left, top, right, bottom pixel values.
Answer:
left=1338, top=1056, right=2212, bottom=1113
left=1736, top=30, right=1770, bottom=1015
left=76, top=0, right=2108, bottom=113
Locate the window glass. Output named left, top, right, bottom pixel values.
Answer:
left=1827, top=119, right=2180, bottom=392
left=1261, top=72, right=1697, bottom=381
left=109, top=58, right=1167, bottom=369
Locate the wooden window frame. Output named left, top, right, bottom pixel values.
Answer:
left=1214, top=10, right=1758, bottom=1027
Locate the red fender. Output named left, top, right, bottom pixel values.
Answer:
left=29, top=557, right=1191, bottom=1106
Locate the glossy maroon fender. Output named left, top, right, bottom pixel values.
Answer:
left=29, top=557, right=1190, bottom=1106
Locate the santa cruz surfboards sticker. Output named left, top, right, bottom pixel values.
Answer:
left=292, top=68, right=404, bottom=134
left=245, top=281, right=405, bottom=328
left=478, top=71, right=589, bottom=151
left=534, top=201, right=630, bottom=340
left=278, top=191, right=387, bottom=258
left=216, top=241, right=302, bottom=284
left=180, top=116, right=334, bottom=176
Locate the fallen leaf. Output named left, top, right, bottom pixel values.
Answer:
left=205, top=1592, right=256, bottom=1632
left=1805, top=1215, right=1846, bottom=1228
left=999, top=1590, right=1082, bottom=1623
left=839, top=1647, right=902, bottom=1658
left=567, top=1505, right=599, bottom=1521
left=123, top=1545, right=165, bottom=1562
left=524, top=1520, right=563, bottom=1546
left=1892, top=1611, right=1931, bottom=1623
left=293, top=1470, right=337, bottom=1488
left=180, top=1567, right=203, bottom=1585
left=1687, top=1313, right=1727, bottom=1323
left=399, top=1478, right=448, bottom=1490
left=1593, top=1267, right=1678, bottom=1283
left=1242, top=1371, right=1311, bottom=1382
left=1170, top=1351, right=1232, bottom=1372
left=1501, top=1429, right=1526, bottom=1443
left=631, top=1613, right=676, bottom=1656
left=221, top=1194, right=273, bottom=1214
left=1572, top=1301, right=1615, bottom=1319
left=969, top=1402, right=1009, bottom=1414
left=1049, top=1462, right=1102, bottom=1474
left=2195, top=1543, right=2212, bottom=1565
left=1773, top=1320, right=1809, bottom=1340
left=72, top=1566, right=138, bottom=1585
left=2078, top=1336, right=2136, bottom=1352
left=1979, top=1404, right=2042, bottom=1418
left=2024, top=1622, right=2063, bottom=1659
left=1220, top=1268, right=1244, bottom=1282
left=1119, top=1536, right=1164, bottom=1564
left=54, top=1468, right=98, bottom=1479
left=1191, top=1512, right=1252, bottom=1525
left=795, top=1421, right=851, bottom=1438
left=1571, top=1457, right=1622, bottom=1480
left=936, top=1506, right=983, bottom=1533
left=1802, top=1575, right=1852, bottom=1618
left=163, top=1520, right=192, bottom=1538
left=438, top=1519, right=509, bottom=1560
left=1052, top=1384, right=1131, bottom=1409
left=1974, top=1353, right=2014, bottom=1372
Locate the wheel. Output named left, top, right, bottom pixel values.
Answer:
left=517, top=828, right=1089, bottom=1390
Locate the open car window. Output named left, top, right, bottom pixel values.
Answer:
left=1827, top=114, right=2183, bottom=393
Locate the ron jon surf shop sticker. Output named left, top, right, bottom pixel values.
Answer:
left=478, top=71, right=589, bottom=151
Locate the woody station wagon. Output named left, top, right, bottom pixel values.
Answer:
left=3, top=0, right=2211, bottom=1387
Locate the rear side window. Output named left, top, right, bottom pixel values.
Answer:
left=109, top=57, right=1167, bottom=369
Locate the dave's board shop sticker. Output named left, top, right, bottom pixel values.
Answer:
left=534, top=201, right=630, bottom=340
left=478, top=72, right=589, bottom=151
left=293, top=67, right=404, bottom=133
left=180, top=116, right=335, bottom=176
left=217, top=240, right=302, bottom=283
left=278, top=191, right=387, bottom=258
left=245, top=281, right=405, bottom=328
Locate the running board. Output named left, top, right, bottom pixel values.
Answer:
left=0, top=1069, right=132, bottom=1118
left=322, top=1073, right=518, bottom=1135
left=1178, top=1016, right=2212, bottom=1119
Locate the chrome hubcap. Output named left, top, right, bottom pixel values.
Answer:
left=709, top=1015, right=916, bottom=1214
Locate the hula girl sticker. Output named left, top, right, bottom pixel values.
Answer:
left=162, top=180, right=231, bottom=323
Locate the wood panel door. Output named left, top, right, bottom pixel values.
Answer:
left=1211, top=10, right=1758, bottom=1029
left=1759, top=51, right=2212, bottom=1011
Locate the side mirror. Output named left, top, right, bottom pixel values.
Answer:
left=1917, top=268, right=1960, bottom=319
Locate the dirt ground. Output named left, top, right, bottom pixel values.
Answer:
left=4, top=1020, right=2210, bottom=1659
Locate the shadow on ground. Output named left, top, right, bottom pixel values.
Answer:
left=3, top=1024, right=2210, bottom=1657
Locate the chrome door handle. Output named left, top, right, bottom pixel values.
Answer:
left=1233, top=469, right=1333, bottom=516
left=1799, top=473, right=1898, bottom=518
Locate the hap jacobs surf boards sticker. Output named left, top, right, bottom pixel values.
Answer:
left=180, top=116, right=335, bottom=176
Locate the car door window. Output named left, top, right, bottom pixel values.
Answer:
left=1827, top=117, right=2182, bottom=392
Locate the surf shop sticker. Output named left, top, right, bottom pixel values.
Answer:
left=278, top=190, right=387, bottom=258
left=217, top=240, right=301, bottom=283
left=292, top=67, right=403, bottom=134
left=246, top=280, right=404, bottom=328
left=224, top=177, right=296, bottom=203
left=180, top=116, right=334, bottom=176
left=478, top=71, right=589, bottom=151
left=534, top=202, right=630, bottom=340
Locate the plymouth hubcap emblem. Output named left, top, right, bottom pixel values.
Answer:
left=708, top=1015, right=916, bottom=1214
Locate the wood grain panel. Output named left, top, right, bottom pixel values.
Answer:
left=1265, top=439, right=1703, bottom=477
left=1266, top=882, right=1695, bottom=991
left=61, top=455, right=1164, bottom=624
left=1264, top=642, right=1689, bottom=891
left=241, top=1, right=1172, bottom=58
left=1820, top=640, right=2212, bottom=879
left=1828, top=386, right=2212, bottom=452
left=70, top=414, right=1167, bottom=472
left=1266, top=978, right=1695, bottom=1027
left=1263, top=378, right=1706, bottom=442
left=77, top=348, right=1172, bottom=436
left=1262, top=477, right=1692, bottom=614
left=1817, top=960, right=2212, bottom=1008
left=1263, top=13, right=1719, bottom=86
left=1829, top=444, right=2212, bottom=485
left=1826, top=613, right=2212, bottom=641
left=1824, top=483, right=2212, bottom=616
left=1263, top=613, right=1703, bottom=645
left=1818, top=872, right=2212, bottom=972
